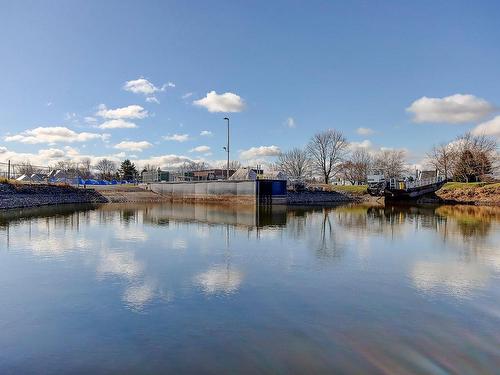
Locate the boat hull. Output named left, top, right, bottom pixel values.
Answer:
left=384, top=180, right=447, bottom=202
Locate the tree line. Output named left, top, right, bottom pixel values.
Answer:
left=274, top=129, right=407, bottom=184
left=275, top=129, right=498, bottom=184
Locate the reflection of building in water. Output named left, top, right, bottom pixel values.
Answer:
left=140, top=203, right=287, bottom=229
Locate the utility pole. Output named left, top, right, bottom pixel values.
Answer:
left=223, top=117, right=230, bottom=179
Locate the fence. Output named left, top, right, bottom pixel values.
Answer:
left=0, top=161, right=136, bottom=186
left=0, top=161, right=53, bottom=181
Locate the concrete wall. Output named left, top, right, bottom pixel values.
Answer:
left=147, top=180, right=258, bottom=204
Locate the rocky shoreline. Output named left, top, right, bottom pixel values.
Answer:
left=287, top=190, right=359, bottom=204
left=0, top=183, right=108, bottom=210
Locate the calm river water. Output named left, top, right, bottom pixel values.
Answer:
left=0, top=203, right=499, bottom=374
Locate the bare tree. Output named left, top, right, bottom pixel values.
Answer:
left=142, top=164, right=160, bottom=172
left=95, top=159, right=116, bottom=180
left=373, top=149, right=406, bottom=178
left=339, top=149, right=372, bottom=184
left=453, top=133, right=497, bottom=182
left=427, top=143, right=456, bottom=180
left=275, top=147, right=311, bottom=180
left=16, top=161, right=35, bottom=176
left=78, top=158, right=93, bottom=179
left=307, top=129, right=349, bottom=184
left=228, top=160, right=242, bottom=170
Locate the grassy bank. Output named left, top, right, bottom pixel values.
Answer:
left=437, top=182, right=500, bottom=205
left=330, top=185, right=368, bottom=195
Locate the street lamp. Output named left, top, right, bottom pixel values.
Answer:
left=223, top=117, right=230, bottom=179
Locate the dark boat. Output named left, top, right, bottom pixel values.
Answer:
left=384, top=177, right=447, bottom=202
left=367, top=170, right=447, bottom=202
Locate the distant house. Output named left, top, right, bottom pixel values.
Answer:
left=191, top=169, right=237, bottom=181
left=141, top=168, right=170, bottom=183
left=229, top=167, right=267, bottom=180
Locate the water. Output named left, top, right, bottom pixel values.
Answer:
left=0, top=203, right=499, bottom=374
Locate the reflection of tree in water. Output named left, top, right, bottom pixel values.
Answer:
left=310, top=208, right=344, bottom=260
left=332, top=204, right=406, bottom=237
left=120, top=209, right=137, bottom=223
left=435, top=205, right=499, bottom=239
left=283, top=207, right=344, bottom=260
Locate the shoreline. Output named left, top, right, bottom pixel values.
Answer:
left=1, top=182, right=498, bottom=211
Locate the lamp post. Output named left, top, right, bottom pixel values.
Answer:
left=223, top=117, right=230, bottom=179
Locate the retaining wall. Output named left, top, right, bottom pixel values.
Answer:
left=147, top=180, right=258, bottom=204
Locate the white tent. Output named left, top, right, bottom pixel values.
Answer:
left=229, top=167, right=258, bottom=181
left=16, top=174, right=31, bottom=182
left=30, top=174, right=44, bottom=182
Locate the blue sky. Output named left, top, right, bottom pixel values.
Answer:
left=1, top=0, right=499, bottom=168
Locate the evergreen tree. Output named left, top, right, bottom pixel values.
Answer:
left=119, top=159, right=138, bottom=181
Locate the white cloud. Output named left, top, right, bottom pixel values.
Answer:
left=356, top=127, right=375, bottom=136
left=471, top=115, right=500, bottom=139
left=123, top=78, right=174, bottom=104
left=194, top=266, right=243, bottom=295
left=38, top=148, right=66, bottom=158
left=193, top=91, right=245, bottom=113
left=349, top=139, right=373, bottom=150
left=286, top=117, right=296, bottom=128
left=407, top=94, right=495, bottom=123
left=0, top=146, right=133, bottom=168
left=239, top=145, right=281, bottom=160
left=200, top=130, right=212, bottom=136
left=98, top=119, right=138, bottom=129
left=163, top=134, right=190, bottom=142
left=145, top=97, right=160, bottom=104
left=123, top=78, right=164, bottom=95
left=85, top=116, right=97, bottom=124
left=136, top=154, right=195, bottom=169
left=182, top=92, right=193, bottom=99
left=189, top=145, right=210, bottom=153
left=4, top=126, right=109, bottom=144
left=96, top=104, right=148, bottom=119
left=114, top=141, right=153, bottom=152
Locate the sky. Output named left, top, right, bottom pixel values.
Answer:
left=1, top=0, right=499, bottom=169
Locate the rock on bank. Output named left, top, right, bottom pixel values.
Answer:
left=0, top=183, right=108, bottom=210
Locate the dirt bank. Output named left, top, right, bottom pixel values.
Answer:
left=436, top=182, right=500, bottom=206
left=93, top=185, right=169, bottom=203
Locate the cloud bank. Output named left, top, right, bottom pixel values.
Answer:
left=5, top=126, right=109, bottom=144
left=239, top=145, right=281, bottom=160
left=406, top=94, right=494, bottom=123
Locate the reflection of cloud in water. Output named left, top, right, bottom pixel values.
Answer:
left=97, top=252, right=144, bottom=280
left=411, top=261, right=488, bottom=297
left=14, top=234, right=92, bottom=256
left=114, top=226, right=148, bottom=242
left=195, top=265, right=243, bottom=295
left=123, top=282, right=156, bottom=309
